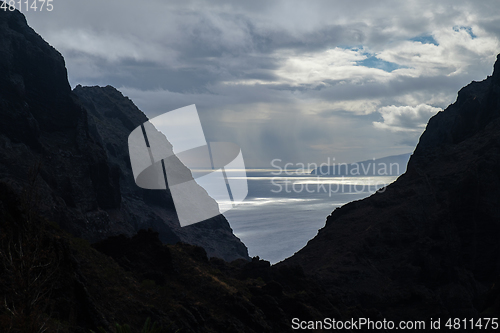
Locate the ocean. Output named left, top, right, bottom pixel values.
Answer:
left=223, top=170, right=399, bottom=264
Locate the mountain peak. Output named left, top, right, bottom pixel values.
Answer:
left=493, top=53, right=500, bottom=83
left=0, top=8, right=249, bottom=262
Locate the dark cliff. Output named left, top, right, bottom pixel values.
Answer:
left=0, top=9, right=248, bottom=262
left=284, top=54, right=500, bottom=321
left=72, top=85, right=249, bottom=261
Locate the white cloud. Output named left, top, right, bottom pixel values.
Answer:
left=271, top=48, right=392, bottom=87
left=374, top=104, right=441, bottom=132
left=377, top=27, right=499, bottom=77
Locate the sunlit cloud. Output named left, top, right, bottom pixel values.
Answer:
left=374, top=104, right=441, bottom=132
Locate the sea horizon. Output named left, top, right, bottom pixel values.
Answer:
left=223, top=169, right=399, bottom=264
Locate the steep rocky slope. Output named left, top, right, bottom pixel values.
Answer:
left=73, top=85, right=248, bottom=261
left=284, top=55, right=500, bottom=321
left=0, top=9, right=248, bottom=261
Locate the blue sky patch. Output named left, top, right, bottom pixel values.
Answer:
left=453, top=26, right=477, bottom=39
left=358, top=55, right=402, bottom=72
left=410, top=35, right=438, bottom=45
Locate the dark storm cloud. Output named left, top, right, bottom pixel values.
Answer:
left=310, top=75, right=466, bottom=104
left=248, top=24, right=366, bottom=54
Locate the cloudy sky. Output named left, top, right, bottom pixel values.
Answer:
left=24, top=0, right=500, bottom=168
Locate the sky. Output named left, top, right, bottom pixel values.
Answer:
left=23, top=0, right=500, bottom=168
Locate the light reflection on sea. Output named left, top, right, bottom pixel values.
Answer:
left=223, top=170, right=399, bottom=264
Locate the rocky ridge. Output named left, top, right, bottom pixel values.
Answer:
left=284, top=54, right=500, bottom=321
left=0, top=8, right=248, bottom=261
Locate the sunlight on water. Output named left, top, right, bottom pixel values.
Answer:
left=223, top=171, right=399, bottom=264
left=219, top=197, right=321, bottom=207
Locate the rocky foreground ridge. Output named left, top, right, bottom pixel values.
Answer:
left=284, top=54, right=500, bottom=322
left=0, top=9, right=248, bottom=262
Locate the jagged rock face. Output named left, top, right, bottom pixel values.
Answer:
left=74, top=86, right=249, bottom=261
left=0, top=9, right=248, bottom=262
left=284, top=55, right=500, bottom=319
left=0, top=9, right=74, bottom=149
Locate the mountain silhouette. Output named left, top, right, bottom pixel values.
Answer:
left=0, top=9, right=248, bottom=262
left=284, top=54, right=500, bottom=320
